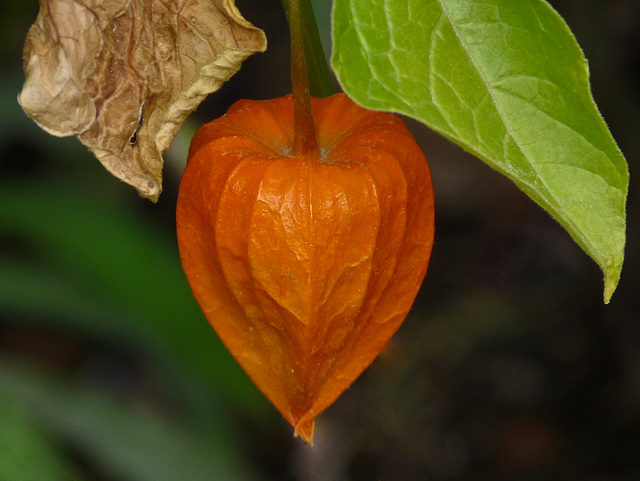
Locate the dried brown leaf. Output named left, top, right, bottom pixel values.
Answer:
left=18, top=0, right=267, bottom=201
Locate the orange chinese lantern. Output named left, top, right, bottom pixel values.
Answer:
left=176, top=0, right=434, bottom=445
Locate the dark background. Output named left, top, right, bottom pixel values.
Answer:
left=0, top=1, right=638, bottom=480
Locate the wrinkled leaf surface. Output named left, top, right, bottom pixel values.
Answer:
left=19, top=0, right=266, bottom=200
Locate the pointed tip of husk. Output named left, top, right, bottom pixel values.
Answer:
left=293, top=416, right=315, bottom=445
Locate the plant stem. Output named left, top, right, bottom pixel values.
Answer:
left=288, top=0, right=319, bottom=157
left=281, top=0, right=334, bottom=98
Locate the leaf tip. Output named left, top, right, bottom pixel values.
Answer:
left=602, top=259, right=623, bottom=305
left=603, top=278, right=616, bottom=305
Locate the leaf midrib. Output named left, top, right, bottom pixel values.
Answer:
left=434, top=0, right=604, bottom=255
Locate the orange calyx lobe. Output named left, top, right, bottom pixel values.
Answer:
left=177, top=93, right=434, bottom=445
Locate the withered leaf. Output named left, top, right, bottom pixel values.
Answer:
left=18, top=0, right=267, bottom=201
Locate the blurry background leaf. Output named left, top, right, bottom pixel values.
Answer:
left=331, top=0, right=628, bottom=302
left=0, top=389, right=83, bottom=481
left=0, top=176, right=268, bottom=410
left=0, top=359, right=263, bottom=481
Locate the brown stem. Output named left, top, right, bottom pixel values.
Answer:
left=289, top=0, right=319, bottom=157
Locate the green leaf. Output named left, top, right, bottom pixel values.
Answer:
left=331, top=0, right=628, bottom=302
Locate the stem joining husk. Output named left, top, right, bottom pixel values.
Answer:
left=288, top=0, right=319, bottom=157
